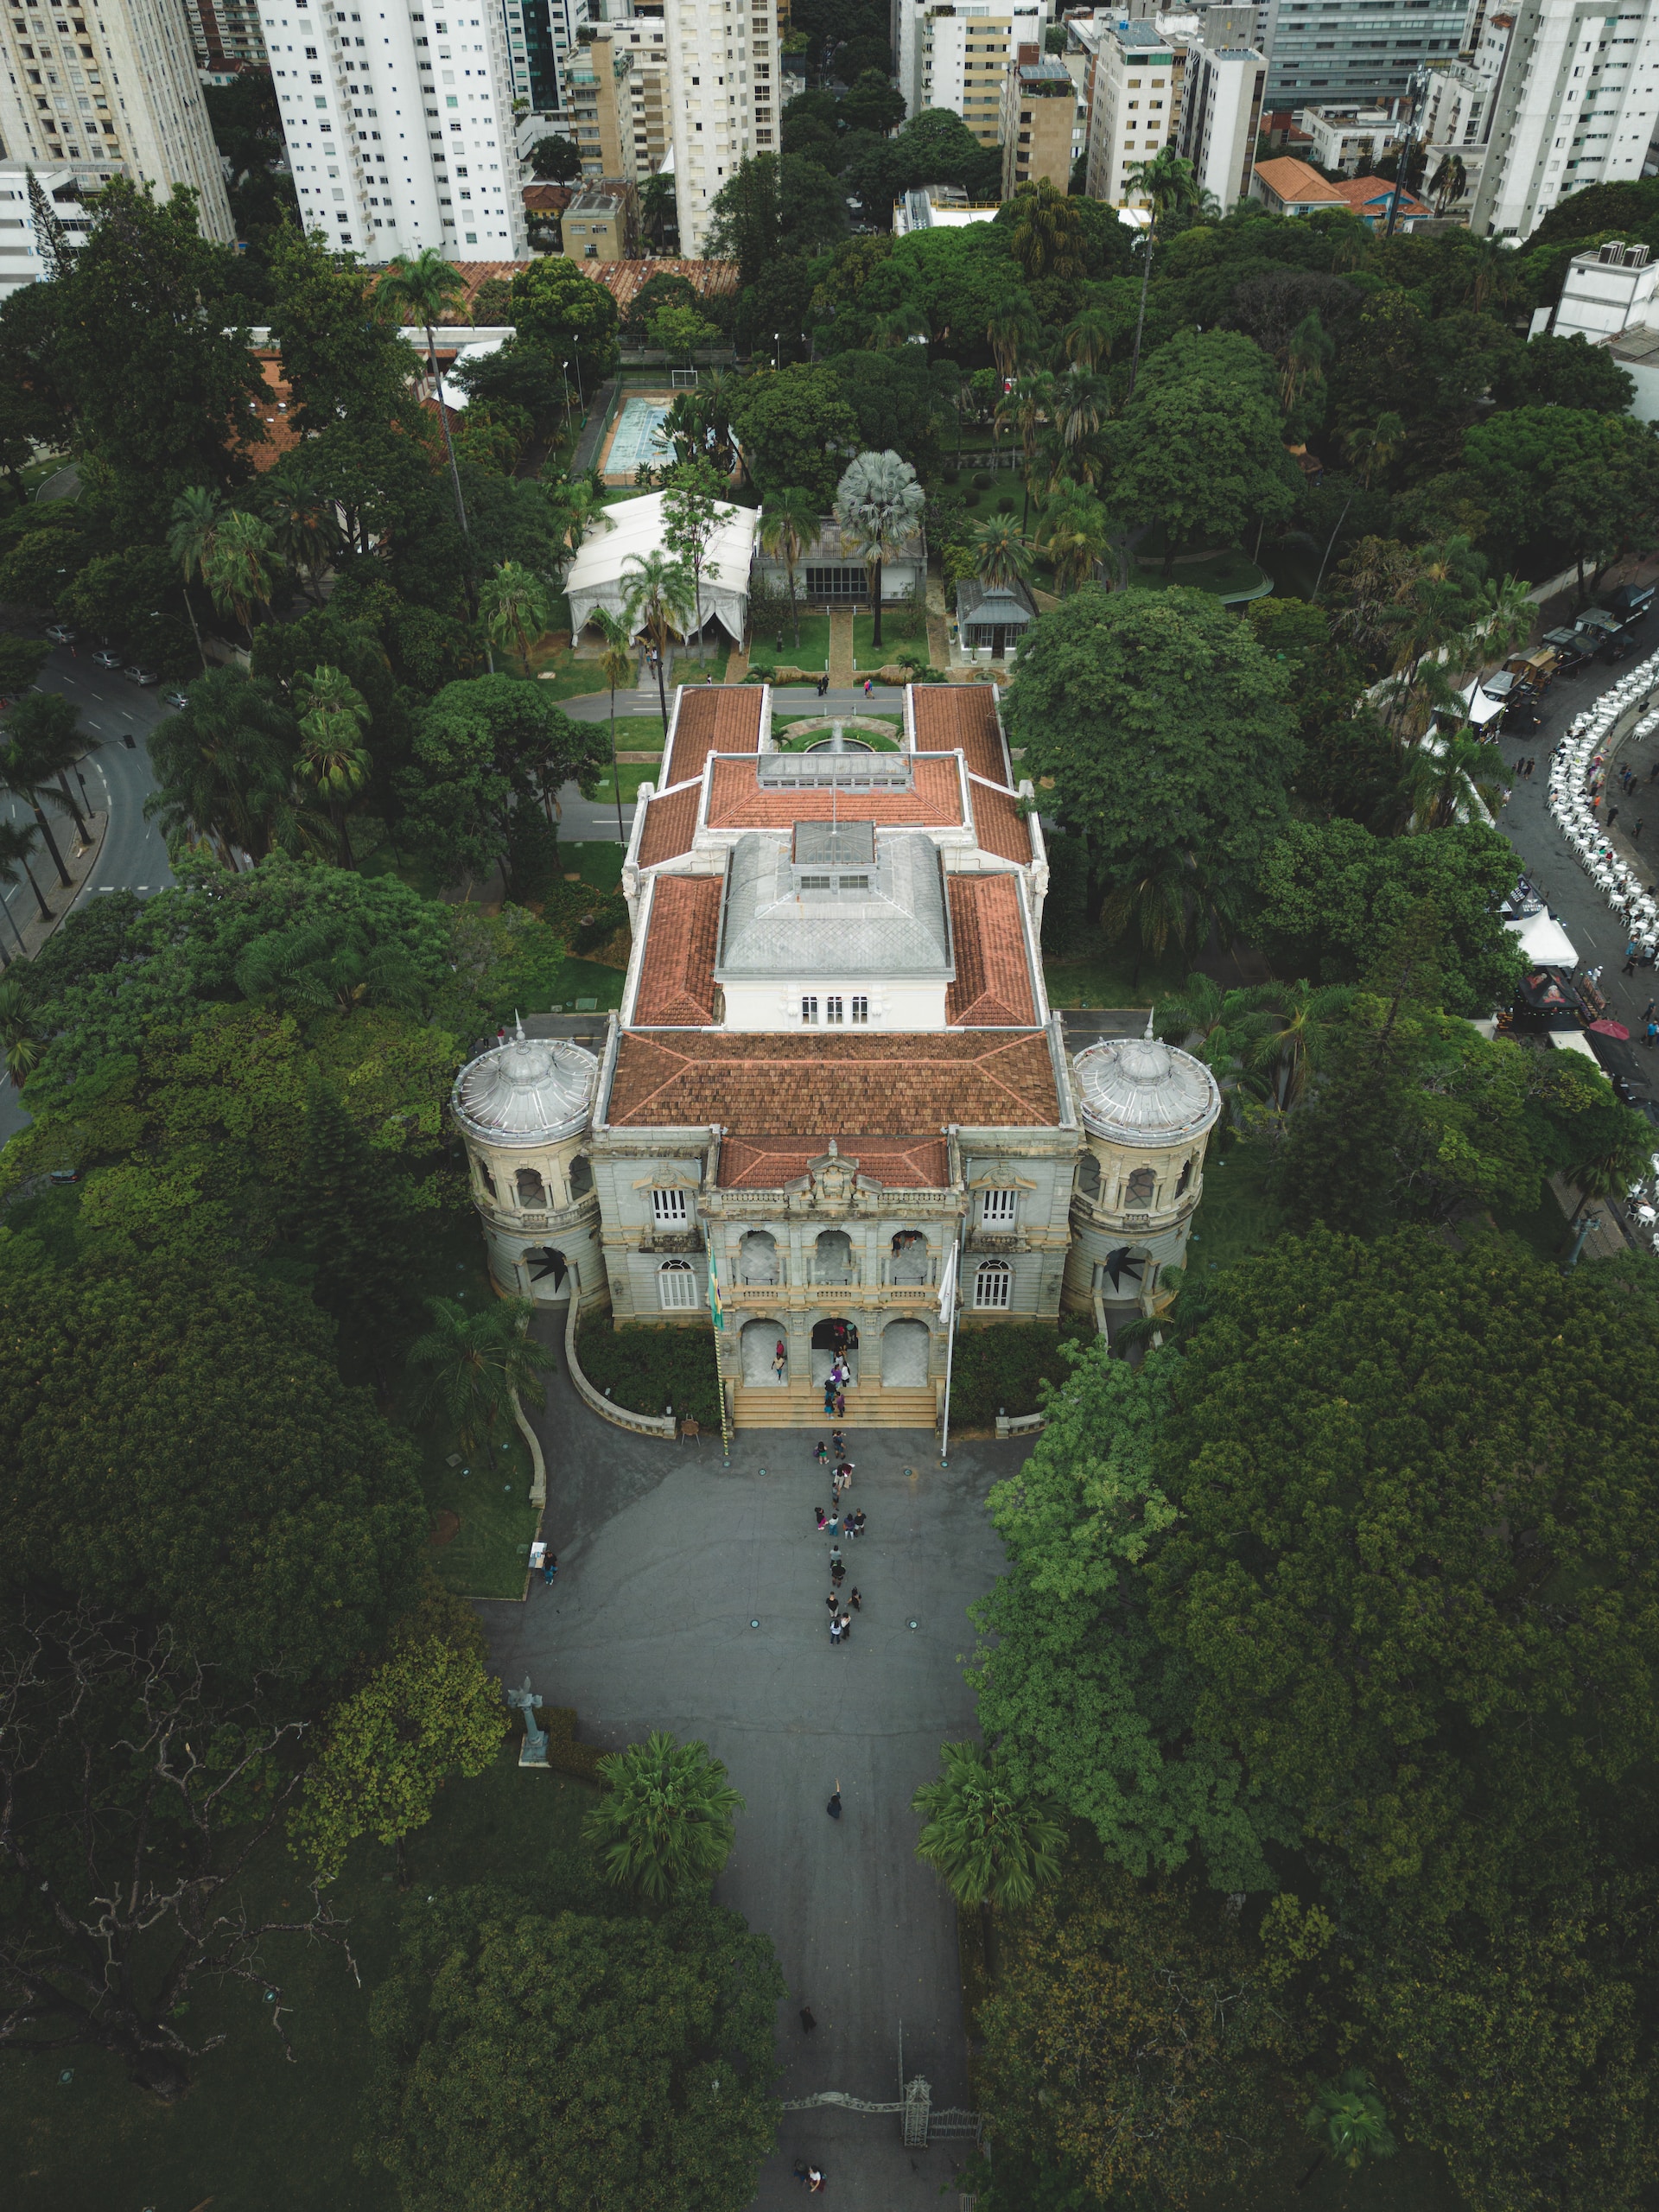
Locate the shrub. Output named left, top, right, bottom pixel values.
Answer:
left=948, top=1316, right=1095, bottom=1428
left=972, top=472, right=994, bottom=492
left=576, top=1313, right=721, bottom=1427
left=572, top=889, right=629, bottom=954
left=963, top=493, right=982, bottom=510
left=996, top=494, right=1016, bottom=514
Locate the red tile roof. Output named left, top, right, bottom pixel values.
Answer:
left=706, top=755, right=965, bottom=831
left=968, top=777, right=1033, bottom=865
left=912, top=684, right=1009, bottom=785
left=637, top=782, right=701, bottom=868
left=240, top=353, right=302, bottom=474
left=381, top=257, right=741, bottom=326
left=608, top=1030, right=1058, bottom=1130
left=717, top=1135, right=950, bottom=1190
left=632, top=874, right=721, bottom=1025
left=946, top=874, right=1034, bottom=1026
left=664, top=685, right=763, bottom=785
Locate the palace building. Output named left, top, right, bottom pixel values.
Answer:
left=449, top=684, right=1222, bottom=1430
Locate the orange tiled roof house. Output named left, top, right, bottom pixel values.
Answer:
left=448, top=684, right=1222, bottom=1429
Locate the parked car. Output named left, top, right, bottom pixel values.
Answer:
left=91, top=648, right=122, bottom=671
left=43, top=623, right=77, bottom=645
left=162, top=688, right=189, bottom=709
left=123, top=664, right=159, bottom=686
left=1541, top=626, right=1591, bottom=673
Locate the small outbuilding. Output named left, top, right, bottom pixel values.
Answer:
left=955, top=577, right=1038, bottom=658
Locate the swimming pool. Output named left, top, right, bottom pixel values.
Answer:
left=607, top=397, right=671, bottom=475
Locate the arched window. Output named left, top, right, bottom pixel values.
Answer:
left=1125, top=1166, right=1156, bottom=1207
left=1076, top=1154, right=1101, bottom=1198
left=813, top=1229, right=854, bottom=1285
left=738, top=1229, right=779, bottom=1284
left=1175, top=1155, right=1193, bottom=1197
left=516, top=1166, right=546, bottom=1207
left=477, top=1158, right=497, bottom=1199
left=889, top=1230, right=929, bottom=1285
left=658, top=1260, right=697, bottom=1310
left=569, top=1154, right=594, bottom=1198
left=974, top=1260, right=1012, bottom=1311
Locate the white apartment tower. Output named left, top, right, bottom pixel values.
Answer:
left=1174, top=30, right=1266, bottom=207
left=0, top=0, right=233, bottom=237
left=256, top=0, right=526, bottom=259
left=896, top=0, right=1051, bottom=141
left=1468, top=0, right=1659, bottom=237
left=665, top=0, right=779, bottom=256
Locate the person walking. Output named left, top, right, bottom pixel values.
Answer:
left=1636, top=820, right=1645, bottom=843
left=837, top=1610, right=851, bottom=1643
left=808, top=2167, right=825, bottom=2194
left=826, top=1779, right=842, bottom=1819
left=1648, top=1020, right=1659, bottom=1049
left=834, top=1389, right=846, bottom=1419
left=814, top=1440, right=828, bottom=1465
left=542, top=1550, right=558, bottom=1587
left=830, top=1613, right=842, bottom=1647
left=831, top=1558, right=846, bottom=1587
left=798, top=2007, right=817, bottom=2035
left=829, top=1544, right=842, bottom=1571
left=1609, top=805, right=1621, bottom=829
left=772, top=1340, right=788, bottom=1382
left=1624, top=940, right=1640, bottom=976
left=815, top=1504, right=828, bottom=1529
left=1643, top=999, right=1656, bottom=1025
left=849, top=1586, right=861, bottom=1611
left=852, top=1509, right=866, bottom=1538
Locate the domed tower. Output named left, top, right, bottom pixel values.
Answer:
left=1063, top=1024, right=1222, bottom=1318
left=450, top=1021, right=607, bottom=1311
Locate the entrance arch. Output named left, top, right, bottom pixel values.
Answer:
left=882, top=1317, right=931, bottom=1386
left=810, top=1315, right=860, bottom=1386
left=741, top=1316, right=787, bottom=1384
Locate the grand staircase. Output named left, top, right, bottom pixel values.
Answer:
left=731, top=1380, right=938, bottom=1432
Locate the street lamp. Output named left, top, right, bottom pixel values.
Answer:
left=564, top=352, right=584, bottom=411
left=772, top=329, right=780, bottom=369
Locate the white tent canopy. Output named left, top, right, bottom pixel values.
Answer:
left=1506, top=908, right=1578, bottom=967
left=563, top=491, right=758, bottom=645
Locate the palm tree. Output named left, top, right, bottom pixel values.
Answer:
left=1122, top=146, right=1201, bottom=398
left=235, top=918, right=423, bottom=1018
left=202, top=510, right=276, bottom=647
left=911, top=1742, right=1065, bottom=1910
left=1404, top=728, right=1508, bottom=829
left=583, top=1731, right=745, bottom=1904
left=545, top=472, right=610, bottom=573
left=404, top=1293, right=551, bottom=1453
left=294, top=664, right=372, bottom=868
left=969, top=513, right=1033, bottom=592
left=985, top=296, right=1041, bottom=385
left=1034, top=484, right=1109, bottom=595
left=1280, top=310, right=1333, bottom=413
left=5, top=688, right=96, bottom=844
left=144, top=666, right=308, bottom=871
left=834, top=448, right=927, bottom=653
left=995, top=370, right=1057, bottom=529
left=1054, top=368, right=1109, bottom=451
left=1345, top=409, right=1407, bottom=490
left=758, top=486, right=818, bottom=651
left=1428, top=149, right=1466, bottom=213
left=1006, top=178, right=1084, bottom=282
left=378, top=247, right=473, bottom=554
left=1061, top=305, right=1116, bottom=372
left=480, top=560, right=552, bottom=676
left=1, top=727, right=76, bottom=887
left=167, top=485, right=221, bottom=673
left=261, top=471, right=339, bottom=602
left=0, top=818, right=48, bottom=943
left=594, top=606, right=635, bottom=843
left=1243, top=979, right=1353, bottom=1113
left=621, top=548, right=697, bottom=732
left=1303, top=2070, right=1397, bottom=2187
left=0, top=973, right=41, bottom=1087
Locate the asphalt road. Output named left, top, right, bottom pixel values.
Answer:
left=0, top=646, right=175, bottom=1143
left=555, top=682, right=906, bottom=842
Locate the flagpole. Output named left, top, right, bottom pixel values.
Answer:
left=938, top=1228, right=962, bottom=1469
left=709, top=1238, right=732, bottom=1467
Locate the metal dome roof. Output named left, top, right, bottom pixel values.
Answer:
left=451, top=1022, right=598, bottom=1147
left=1071, top=1032, right=1221, bottom=1149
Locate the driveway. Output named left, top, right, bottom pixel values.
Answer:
left=481, top=1319, right=1022, bottom=2207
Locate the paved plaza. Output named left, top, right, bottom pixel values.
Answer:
left=481, top=1319, right=1026, bottom=2207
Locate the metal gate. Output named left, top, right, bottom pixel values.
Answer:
left=779, top=2024, right=982, bottom=2151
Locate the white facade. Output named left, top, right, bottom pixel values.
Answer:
left=256, top=0, right=526, bottom=260
left=897, top=0, right=1050, bottom=143
left=1470, top=0, right=1659, bottom=238
left=1551, top=234, right=1659, bottom=335
left=0, top=159, right=92, bottom=298
left=1173, top=35, right=1265, bottom=205
left=0, top=0, right=233, bottom=238
left=1084, top=15, right=1180, bottom=202
left=663, top=0, right=778, bottom=258
left=1299, top=102, right=1401, bottom=173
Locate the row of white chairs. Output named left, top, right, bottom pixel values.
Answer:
left=1548, top=653, right=1659, bottom=940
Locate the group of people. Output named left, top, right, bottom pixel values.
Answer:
left=821, top=1321, right=858, bottom=1418
left=812, top=1436, right=863, bottom=1646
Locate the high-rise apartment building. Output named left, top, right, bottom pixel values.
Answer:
left=1000, top=41, right=1076, bottom=189
left=256, top=0, right=525, bottom=259
left=1174, top=29, right=1266, bottom=205
left=1083, top=15, right=1184, bottom=200
left=559, top=11, right=669, bottom=180
left=1256, top=0, right=1465, bottom=108
left=1468, top=0, right=1659, bottom=237
left=664, top=0, right=778, bottom=256
left=183, top=0, right=267, bottom=67
left=896, top=0, right=1049, bottom=143
left=0, top=0, right=234, bottom=233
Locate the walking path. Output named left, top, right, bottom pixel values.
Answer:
left=827, top=607, right=855, bottom=688
left=568, top=382, right=614, bottom=478
left=481, top=1312, right=1020, bottom=2209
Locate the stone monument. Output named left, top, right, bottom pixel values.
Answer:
left=505, top=1674, right=549, bottom=1769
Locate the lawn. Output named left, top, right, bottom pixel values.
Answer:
left=586, top=760, right=661, bottom=803
left=747, top=612, right=831, bottom=671
left=580, top=710, right=667, bottom=753
left=774, top=721, right=900, bottom=753
left=559, top=840, right=625, bottom=891
left=0, top=1748, right=600, bottom=2212
left=1131, top=548, right=1271, bottom=602
left=852, top=610, right=931, bottom=667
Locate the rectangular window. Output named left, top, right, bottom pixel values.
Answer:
left=980, top=1188, right=1018, bottom=1225
left=801, top=995, right=818, bottom=1024
left=826, top=995, right=843, bottom=1024
left=851, top=995, right=868, bottom=1024
left=652, top=1187, right=690, bottom=1225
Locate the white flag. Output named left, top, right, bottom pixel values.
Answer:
left=937, top=1240, right=958, bottom=1325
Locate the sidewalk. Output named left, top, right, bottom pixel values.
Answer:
left=0, top=809, right=107, bottom=963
